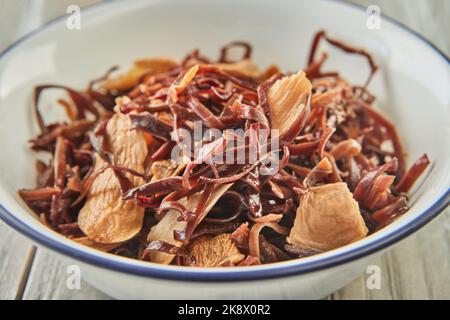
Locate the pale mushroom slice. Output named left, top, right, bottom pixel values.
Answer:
left=150, top=159, right=179, bottom=181
left=267, top=70, right=312, bottom=144
left=188, top=234, right=245, bottom=267
left=167, top=65, right=199, bottom=102
left=78, top=112, right=148, bottom=244
left=330, top=139, right=362, bottom=160
left=103, top=58, right=178, bottom=91
left=214, top=60, right=280, bottom=81
left=214, top=59, right=260, bottom=78
left=72, top=236, right=120, bottom=252
left=147, top=183, right=232, bottom=264
left=287, top=182, right=368, bottom=252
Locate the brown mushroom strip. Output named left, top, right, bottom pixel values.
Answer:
left=248, top=222, right=289, bottom=260
left=19, top=187, right=61, bottom=202
left=371, top=196, right=408, bottom=228
left=395, top=154, right=430, bottom=193
left=353, top=158, right=398, bottom=210
left=78, top=112, right=148, bottom=244
left=317, top=127, right=336, bottom=158
left=218, top=41, right=252, bottom=63
left=129, top=112, right=173, bottom=141
left=287, top=182, right=368, bottom=252
left=30, top=119, right=95, bottom=150
left=307, top=30, right=378, bottom=87
left=188, top=234, right=245, bottom=267
left=123, top=177, right=184, bottom=200
left=49, top=137, right=69, bottom=222
left=237, top=255, right=260, bottom=266
left=140, top=240, right=193, bottom=262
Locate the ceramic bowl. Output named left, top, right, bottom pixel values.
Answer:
left=0, top=0, right=448, bottom=299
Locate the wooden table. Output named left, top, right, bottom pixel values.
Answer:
left=0, top=0, right=449, bottom=300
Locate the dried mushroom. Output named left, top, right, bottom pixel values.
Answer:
left=188, top=234, right=245, bottom=267
left=288, top=182, right=368, bottom=252
left=267, top=70, right=312, bottom=144
left=78, top=112, right=148, bottom=244
left=72, top=236, right=119, bottom=252
left=214, top=59, right=260, bottom=78
left=150, top=160, right=178, bottom=181
left=147, top=183, right=232, bottom=264
left=103, top=58, right=177, bottom=91
left=330, top=139, right=362, bottom=160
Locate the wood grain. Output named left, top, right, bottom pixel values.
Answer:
left=331, top=209, right=450, bottom=300
left=22, top=248, right=110, bottom=300
left=0, top=0, right=448, bottom=300
left=0, top=221, right=35, bottom=300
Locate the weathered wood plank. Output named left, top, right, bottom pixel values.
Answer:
left=332, top=208, right=450, bottom=299
left=22, top=248, right=110, bottom=300
left=0, top=221, right=35, bottom=300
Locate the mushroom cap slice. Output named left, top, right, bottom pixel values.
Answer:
left=287, top=182, right=368, bottom=252
left=150, top=160, right=179, bottom=181
left=72, top=236, right=120, bottom=252
left=330, top=139, right=362, bottom=160
left=189, top=234, right=245, bottom=267
left=214, top=59, right=260, bottom=78
left=268, top=70, right=312, bottom=144
left=78, top=112, right=148, bottom=244
left=103, top=58, right=178, bottom=91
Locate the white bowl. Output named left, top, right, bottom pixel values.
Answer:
left=0, top=0, right=448, bottom=299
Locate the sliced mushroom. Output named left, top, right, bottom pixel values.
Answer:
left=72, top=236, right=120, bottom=252
left=331, top=139, right=362, bottom=160
left=78, top=112, right=148, bottom=244
left=214, top=59, right=260, bottom=78
left=103, top=58, right=178, bottom=91
left=168, top=65, right=199, bottom=102
left=150, top=160, right=178, bottom=181
left=287, top=182, right=368, bottom=252
left=188, top=234, right=245, bottom=267
left=147, top=183, right=232, bottom=264
left=303, top=157, right=333, bottom=188
left=214, top=60, right=281, bottom=82
left=267, top=70, right=312, bottom=144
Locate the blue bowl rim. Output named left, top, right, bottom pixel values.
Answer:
left=0, top=0, right=449, bottom=282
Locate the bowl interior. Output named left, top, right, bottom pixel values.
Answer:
left=0, top=0, right=448, bottom=278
